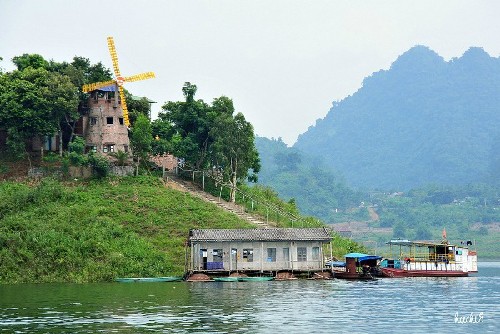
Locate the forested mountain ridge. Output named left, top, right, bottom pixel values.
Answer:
left=294, top=46, right=500, bottom=190
left=255, top=136, right=366, bottom=222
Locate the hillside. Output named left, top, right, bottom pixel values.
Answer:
left=295, top=46, right=500, bottom=190
left=0, top=177, right=255, bottom=283
left=254, top=136, right=366, bottom=222
left=0, top=176, right=364, bottom=284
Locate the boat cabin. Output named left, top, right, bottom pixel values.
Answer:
left=381, top=239, right=478, bottom=273
left=188, top=228, right=332, bottom=274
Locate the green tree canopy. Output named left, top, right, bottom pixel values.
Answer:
left=130, top=113, right=153, bottom=172
left=0, top=62, right=79, bottom=156
left=211, top=109, right=261, bottom=202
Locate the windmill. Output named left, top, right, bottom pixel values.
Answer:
left=82, top=36, right=155, bottom=127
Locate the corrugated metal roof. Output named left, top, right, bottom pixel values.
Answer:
left=189, top=228, right=331, bottom=243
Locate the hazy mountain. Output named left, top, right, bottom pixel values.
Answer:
left=254, top=136, right=365, bottom=221
left=294, top=46, right=500, bottom=190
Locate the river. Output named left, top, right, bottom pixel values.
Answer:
left=1, top=262, right=498, bottom=333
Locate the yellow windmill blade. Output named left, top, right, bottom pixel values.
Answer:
left=82, top=80, right=117, bottom=93
left=123, top=72, right=156, bottom=83
left=107, top=36, right=121, bottom=78
left=118, top=85, right=130, bottom=127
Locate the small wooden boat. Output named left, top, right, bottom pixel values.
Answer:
left=238, top=276, right=274, bottom=282
left=213, top=277, right=240, bottom=282
left=115, top=276, right=183, bottom=283
left=333, top=253, right=382, bottom=280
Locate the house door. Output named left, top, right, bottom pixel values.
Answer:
left=200, top=249, right=208, bottom=270
left=231, top=248, right=238, bottom=271
left=283, top=248, right=290, bottom=269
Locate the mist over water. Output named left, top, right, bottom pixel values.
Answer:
left=1, top=262, right=498, bottom=333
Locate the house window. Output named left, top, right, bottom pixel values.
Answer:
left=243, top=249, right=253, bottom=262
left=297, top=247, right=307, bottom=262
left=86, top=145, right=97, bottom=153
left=103, top=144, right=115, bottom=153
left=267, top=248, right=276, bottom=262
left=124, top=145, right=129, bottom=153
left=119, top=117, right=124, bottom=125
left=107, top=117, right=114, bottom=125
left=312, top=247, right=320, bottom=261
left=90, top=117, right=97, bottom=125
left=212, top=249, right=223, bottom=262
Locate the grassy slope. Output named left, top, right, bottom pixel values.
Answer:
left=0, top=177, right=255, bottom=283
left=0, top=176, right=365, bottom=283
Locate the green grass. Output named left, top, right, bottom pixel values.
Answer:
left=0, top=176, right=362, bottom=283
left=0, top=176, right=254, bottom=283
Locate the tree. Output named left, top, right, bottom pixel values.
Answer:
left=124, top=91, right=151, bottom=126
left=211, top=108, right=260, bottom=202
left=12, top=54, right=49, bottom=71
left=130, top=113, right=152, bottom=173
left=160, top=82, right=211, bottom=170
left=0, top=64, right=78, bottom=159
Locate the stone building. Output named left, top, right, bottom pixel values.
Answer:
left=80, top=86, right=130, bottom=155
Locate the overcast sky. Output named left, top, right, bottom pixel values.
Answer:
left=1, top=0, right=499, bottom=145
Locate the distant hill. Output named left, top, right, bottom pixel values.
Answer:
left=255, top=136, right=365, bottom=222
left=294, top=46, right=500, bottom=190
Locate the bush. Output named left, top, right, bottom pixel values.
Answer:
left=88, top=153, right=110, bottom=178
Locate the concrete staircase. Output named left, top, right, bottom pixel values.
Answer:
left=163, top=173, right=273, bottom=229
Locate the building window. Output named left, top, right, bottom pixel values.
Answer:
left=119, top=117, right=124, bottom=125
left=90, top=117, right=97, bottom=125
left=107, top=117, right=114, bottom=125
left=243, top=249, right=253, bottom=262
left=212, top=249, right=223, bottom=262
left=124, top=145, right=129, bottom=153
left=312, top=247, right=320, bottom=261
left=87, top=145, right=97, bottom=153
left=267, top=248, right=276, bottom=262
left=103, top=144, right=115, bottom=153
left=297, top=247, right=307, bottom=262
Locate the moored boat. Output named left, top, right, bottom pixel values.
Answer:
left=115, top=276, right=183, bottom=283
left=238, top=276, right=274, bottom=282
left=332, top=253, right=382, bottom=280
left=380, top=239, right=478, bottom=278
left=213, top=277, right=240, bottom=282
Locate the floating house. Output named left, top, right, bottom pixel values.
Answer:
left=187, top=228, right=332, bottom=277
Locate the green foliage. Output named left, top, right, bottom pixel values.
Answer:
left=130, top=113, right=152, bottom=170
left=0, top=177, right=257, bottom=283
left=0, top=57, right=79, bottom=153
left=87, top=153, right=110, bottom=178
left=109, top=150, right=130, bottom=166
left=211, top=108, right=260, bottom=201
left=125, top=91, right=151, bottom=126
left=255, top=136, right=364, bottom=222
left=12, top=54, right=49, bottom=71
left=68, top=137, right=87, bottom=166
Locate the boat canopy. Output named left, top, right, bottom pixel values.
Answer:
left=386, top=240, right=453, bottom=247
left=344, top=253, right=382, bottom=262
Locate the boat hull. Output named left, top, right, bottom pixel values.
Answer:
left=115, top=276, right=183, bottom=282
left=213, top=277, right=239, bottom=282
left=333, top=271, right=376, bottom=280
left=238, top=277, right=274, bottom=282
left=381, top=267, right=468, bottom=278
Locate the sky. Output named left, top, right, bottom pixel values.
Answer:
left=1, top=0, right=499, bottom=145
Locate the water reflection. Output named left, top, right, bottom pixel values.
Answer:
left=0, top=263, right=498, bottom=333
